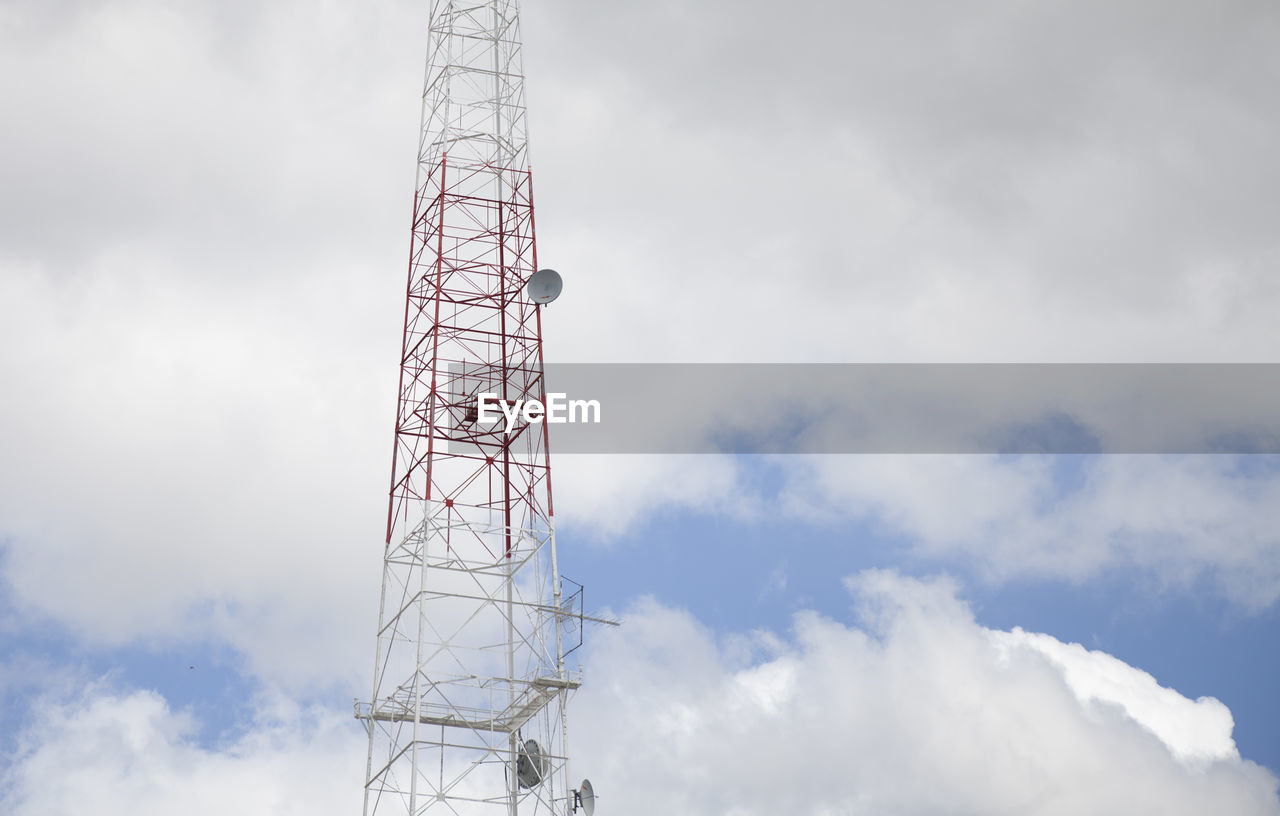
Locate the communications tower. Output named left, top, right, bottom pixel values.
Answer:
left=357, top=3, right=592, bottom=814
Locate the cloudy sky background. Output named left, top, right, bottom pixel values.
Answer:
left=2, top=0, right=1280, bottom=813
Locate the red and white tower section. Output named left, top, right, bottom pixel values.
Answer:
left=357, top=2, right=590, bottom=814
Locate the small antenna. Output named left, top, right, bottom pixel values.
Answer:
left=516, top=739, right=549, bottom=788
left=573, top=778, right=596, bottom=816
left=526, top=268, right=563, bottom=304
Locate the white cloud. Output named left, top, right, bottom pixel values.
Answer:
left=0, top=679, right=364, bottom=816
left=0, top=259, right=387, bottom=690
left=553, top=452, right=1280, bottom=612
left=572, top=570, right=1280, bottom=815
left=780, top=455, right=1280, bottom=609
left=4, top=571, right=1271, bottom=815
left=0, top=0, right=425, bottom=689
left=995, top=627, right=1238, bottom=766
left=552, top=454, right=745, bottom=538
left=526, top=0, right=1280, bottom=364
left=0, top=0, right=420, bottom=272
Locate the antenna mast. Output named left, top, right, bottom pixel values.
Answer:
left=357, top=3, right=582, bottom=814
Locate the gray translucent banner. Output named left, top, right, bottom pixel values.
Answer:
left=485, top=364, right=1280, bottom=454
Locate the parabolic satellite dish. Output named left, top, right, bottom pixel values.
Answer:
left=526, top=268, right=563, bottom=305
left=516, top=739, right=549, bottom=788
left=576, top=778, right=596, bottom=816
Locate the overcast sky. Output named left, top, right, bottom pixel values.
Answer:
left=2, top=0, right=1280, bottom=813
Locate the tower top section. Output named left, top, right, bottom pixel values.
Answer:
left=419, top=0, right=530, bottom=170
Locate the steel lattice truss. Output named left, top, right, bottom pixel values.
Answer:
left=359, top=2, right=578, bottom=814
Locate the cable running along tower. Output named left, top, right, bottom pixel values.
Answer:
left=358, top=3, right=589, bottom=814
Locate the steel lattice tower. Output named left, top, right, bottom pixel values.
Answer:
left=357, top=3, right=582, bottom=814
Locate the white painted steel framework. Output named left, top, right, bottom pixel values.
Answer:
left=358, top=506, right=581, bottom=816
left=357, top=3, right=586, bottom=815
